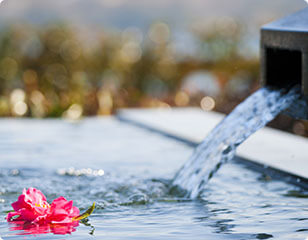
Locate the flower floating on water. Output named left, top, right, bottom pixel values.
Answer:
left=6, top=188, right=95, bottom=235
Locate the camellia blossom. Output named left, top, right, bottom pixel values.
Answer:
left=7, top=188, right=80, bottom=224
left=6, top=188, right=95, bottom=235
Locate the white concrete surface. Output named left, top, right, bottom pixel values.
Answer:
left=118, top=107, right=308, bottom=179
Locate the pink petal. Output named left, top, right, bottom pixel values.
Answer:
left=51, top=197, right=68, bottom=207
left=11, top=188, right=49, bottom=212
left=19, top=208, right=38, bottom=222
left=11, top=194, right=30, bottom=212
left=32, top=215, right=48, bottom=224
left=27, top=188, right=47, bottom=203
left=70, top=206, right=80, bottom=217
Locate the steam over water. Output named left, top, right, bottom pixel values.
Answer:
left=173, top=86, right=301, bottom=198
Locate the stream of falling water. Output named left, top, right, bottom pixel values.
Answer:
left=173, top=86, right=301, bottom=198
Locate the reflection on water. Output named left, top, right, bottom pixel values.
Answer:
left=8, top=221, right=79, bottom=235
left=0, top=118, right=307, bottom=239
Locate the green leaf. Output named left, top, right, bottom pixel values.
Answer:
left=73, top=202, right=95, bottom=221
left=3, top=210, right=14, bottom=214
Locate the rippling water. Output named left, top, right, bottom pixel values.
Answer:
left=0, top=117, right=307, bottom=239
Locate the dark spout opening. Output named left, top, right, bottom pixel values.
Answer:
left=260, top=6, right=308, bottom=119
left=264, top=47, right=302, bottom=89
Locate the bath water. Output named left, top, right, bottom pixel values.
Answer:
left=0, top=87, right=307, bottom=239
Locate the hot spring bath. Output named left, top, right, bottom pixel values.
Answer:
left=0, top=117, right=307, bottom=239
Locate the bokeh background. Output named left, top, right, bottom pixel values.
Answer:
left=0, top=0, right=307, bottom=137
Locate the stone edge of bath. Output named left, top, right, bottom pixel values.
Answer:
left=116, top=107, right=308, bottom=182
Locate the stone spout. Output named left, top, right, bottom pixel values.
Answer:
left=261, top=7, right=308, bottom=119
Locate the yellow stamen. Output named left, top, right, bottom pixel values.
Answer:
left=35, top=203, right=50, bottom=208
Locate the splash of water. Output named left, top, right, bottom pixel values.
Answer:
left=172, top=86, right=300, bottom=198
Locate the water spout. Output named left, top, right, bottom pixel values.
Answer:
left=261, top=7, right=308, bottom=119
left=173, top=7, right=308, bottom=198
left=173, top=86, right=300, bottom=198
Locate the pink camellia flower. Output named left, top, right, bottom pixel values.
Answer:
left=6, top=188, right=83, bottom=235
left=7, top=188, right=79, bottom=225
left=7, top=188, right=95, bottom=235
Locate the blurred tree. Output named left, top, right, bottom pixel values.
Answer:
left=0, top=22, right=305, bottom=137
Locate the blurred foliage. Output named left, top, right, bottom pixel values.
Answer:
left=0, top=21, right=306, bottom=137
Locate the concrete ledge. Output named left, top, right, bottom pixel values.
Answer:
left=117, top=107, right=308, bottom=180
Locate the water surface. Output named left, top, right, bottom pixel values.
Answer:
left=0, top=118, right=307, bottom=239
